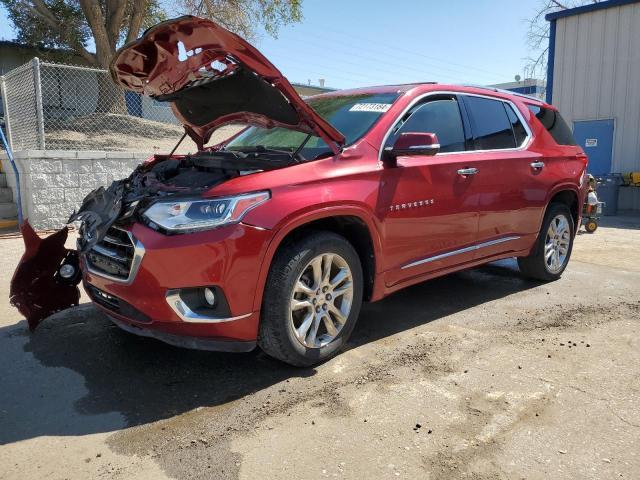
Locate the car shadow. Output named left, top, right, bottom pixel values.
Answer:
left=0, top=258, right=538, bottom=445
left=350, top=258, right=536, bottom=346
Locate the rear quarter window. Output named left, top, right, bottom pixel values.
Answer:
left=504, top=104, right=529, bottom=147
left=528, top=105, right=577, bottom=146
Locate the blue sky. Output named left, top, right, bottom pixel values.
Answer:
left=0, top=0, right=545, bottom=89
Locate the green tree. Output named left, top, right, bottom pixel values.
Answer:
left=1, top=0, right=303, bottom=111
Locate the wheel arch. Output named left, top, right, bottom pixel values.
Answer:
left=546, top=186, right=580, bottom=230
left=251, top=208, right=383, bottom=313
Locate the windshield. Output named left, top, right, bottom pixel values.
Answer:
left=223, top=92, right=400, bottom=160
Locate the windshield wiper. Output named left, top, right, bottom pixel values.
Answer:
left=229, top=145, right=307, bottom=163
left=190, top=150, right=294, bottom=171
left=232, top=145, right=293, bottom=154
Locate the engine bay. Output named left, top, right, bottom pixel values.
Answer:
left=69, top=149, right=296, bottom=252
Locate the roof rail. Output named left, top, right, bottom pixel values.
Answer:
left=461, top=84, right=543, bottom=102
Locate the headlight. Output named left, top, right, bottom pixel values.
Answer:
left=143, top=191, right=270, bottom=233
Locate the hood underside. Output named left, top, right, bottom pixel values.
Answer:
left=110, top=16, right=345, bottom=150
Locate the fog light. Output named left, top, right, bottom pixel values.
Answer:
left=203, top=287, right=216, bottom=306
left=59, top=264, right=76, bottom=279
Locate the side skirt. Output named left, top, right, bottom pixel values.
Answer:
left=375, top=247, right=533, bottom=300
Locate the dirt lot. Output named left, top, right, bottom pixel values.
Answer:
left=1, top=216, right=639, bottom=480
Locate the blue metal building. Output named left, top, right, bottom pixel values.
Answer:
left=546, top=0, right=640, bottom=210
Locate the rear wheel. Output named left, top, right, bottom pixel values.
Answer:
left=518, top=203, right=574, bottom=282
left=258, top=231, right=363, bottom=366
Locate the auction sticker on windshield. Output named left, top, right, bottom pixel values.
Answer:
left=349, top=103, right=392, bottom=113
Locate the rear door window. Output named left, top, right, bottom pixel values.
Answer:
left=463, top=96, right=516, bottom=150
left=527, top=105, right=577, bottom=146
left=387, top=98, right=466, bottom=153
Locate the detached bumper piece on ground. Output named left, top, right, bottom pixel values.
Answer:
left=10, top=222, right=81, bottom=330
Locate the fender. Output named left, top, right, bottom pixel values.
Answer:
left=531, top=181, right=583, bottom=246
left=546, top=182, right=582, bottom=216
left=249, top=203, right=385, bottom=313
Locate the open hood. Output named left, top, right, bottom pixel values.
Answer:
left=110, top=16, right=345, bottom=151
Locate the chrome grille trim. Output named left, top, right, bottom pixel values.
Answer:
left=86, top=227, right=145, bottom=285
left=103, top=234, right=132, bottom=247
left=91, top=244, right=130, bottom=263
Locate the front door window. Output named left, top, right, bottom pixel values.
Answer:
left=385, top=97, right=466, bottom=153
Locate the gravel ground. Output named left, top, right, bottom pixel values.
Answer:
left=0, top=215, right=639, bottom=480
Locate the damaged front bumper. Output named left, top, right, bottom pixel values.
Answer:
left=80, top=220, right=269, bottom=348
left=10, top=151, right=272, bottom=343
left=11, top=216, right=268, bottom=353
left=10, top=222, right=82, bottom=330
left=107, top=314, right=256, bottom=352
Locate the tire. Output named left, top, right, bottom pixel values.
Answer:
left=585, top=220, right=598, bottom=233
left=518, top=203, right=575, bottom=282
left=258, top=231, right=363, bottom=367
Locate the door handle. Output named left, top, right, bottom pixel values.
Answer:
left=457, top=167, right=478, bottom=176
left=530, top=161, right=545, bottom=169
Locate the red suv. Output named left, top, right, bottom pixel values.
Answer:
left=68, top=17, right=587, bottom=366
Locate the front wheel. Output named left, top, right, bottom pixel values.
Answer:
left=258, top=231, right=363, bottom=367
left=518, top=203, right=574, bottom=282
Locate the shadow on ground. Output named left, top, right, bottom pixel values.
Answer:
left=0, top=259, right=537, bottom=445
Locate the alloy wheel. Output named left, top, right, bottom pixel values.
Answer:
left=544, top=214, right=571, bottom=274
left=290, top=253, right=354, bottom=348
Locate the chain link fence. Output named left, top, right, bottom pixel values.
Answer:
left=1, top=60, right=42, bottom=150
left=1, top=58, right=193, bottom=153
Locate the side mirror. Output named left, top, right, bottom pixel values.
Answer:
left=383, top=132, right=440, bottom=166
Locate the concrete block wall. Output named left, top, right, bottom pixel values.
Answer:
left=0, top=150, right=150, bottom=230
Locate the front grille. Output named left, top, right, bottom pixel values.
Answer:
left=86, top=227, right=136, bottom=281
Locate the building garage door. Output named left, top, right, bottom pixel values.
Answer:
left=573, top=119, right=614, bottom=175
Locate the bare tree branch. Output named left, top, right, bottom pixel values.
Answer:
left=525, top=0, right=604, bottom=79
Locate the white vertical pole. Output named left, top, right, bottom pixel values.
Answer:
left=32, top=57, right=46, bottom=150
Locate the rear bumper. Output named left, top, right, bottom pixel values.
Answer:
left=107, top=313, right=257, bottom=352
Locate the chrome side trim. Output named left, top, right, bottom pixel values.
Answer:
left=401, top=236, right=521, bottom=270
left=86, top=230, right=145, bottom=285
left=378, top=90, right=533, bottom=162
left=409, top=143, right=441, bottom=149
left=165, top=290, right=253, bottom=324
